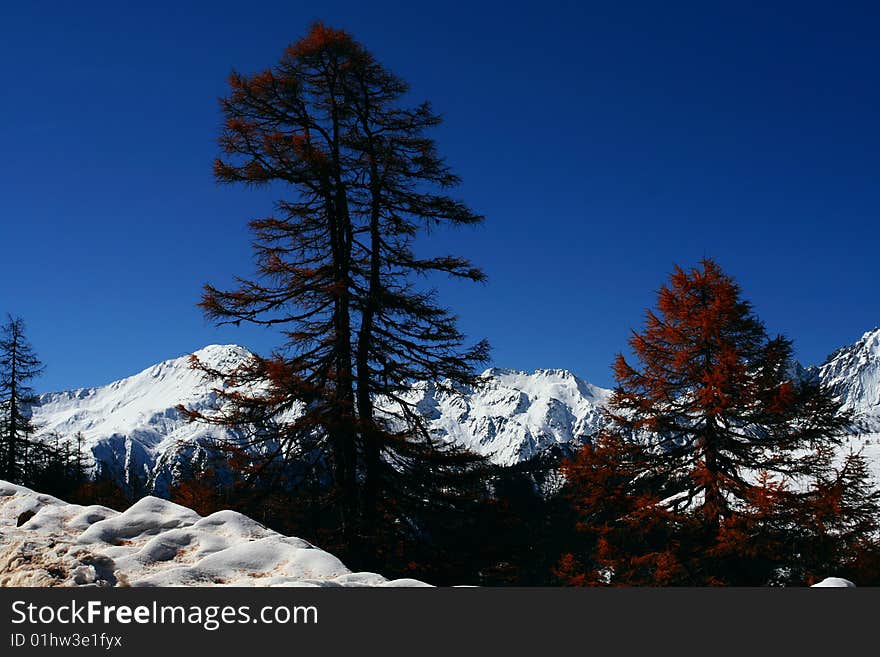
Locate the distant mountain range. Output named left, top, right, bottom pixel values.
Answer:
left=31, top=329, right=880, bottom=491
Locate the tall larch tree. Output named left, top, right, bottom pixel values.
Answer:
left=562, top=260, right=858, bottom=585
left=609, top=260, right=848, bottom=529
left=193, top=24, right=367, bottom=535
left=0, top=315, right=44, bottom=483
left=183, top=23, right=489, bottom=565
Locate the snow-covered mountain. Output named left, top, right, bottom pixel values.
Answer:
left=0, top=479, right=427, bottom=587
left=28, top=328, right=880, bottom=490
left=810, top=328, right=880, bottom=483
left=813, top=328, right=880, bottom=433
left=32, top=347, right=613, bottom=485
left=32, top=345, right=252, bottom=491
left=410, top=368, right=610, bottom=465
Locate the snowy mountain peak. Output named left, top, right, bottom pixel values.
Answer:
left=189, top=343, right=254, bottom=369
left=481, top=367, right=610, bottom=405
left=482, top=366, right=580, bottom=380
left=857, top=327, right=880, bottom=356
left=24, top=327, right=880, bottom=487
left=817, top=329, right=880, bottom=430
left=825, top=328, right=880, bottom=362
left=32, top=346, right=252, bottom=489
left=427, top=367, right=611, bottom=465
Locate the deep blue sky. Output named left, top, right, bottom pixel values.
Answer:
left=1, top=1, right=878, bottom=393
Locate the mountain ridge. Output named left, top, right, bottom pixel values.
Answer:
left=29, top=328, right=880, bottom=489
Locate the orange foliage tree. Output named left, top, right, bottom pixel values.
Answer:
left=561, top=260, right=865, bottom=585
left=557, top=434, right=690, bottom=585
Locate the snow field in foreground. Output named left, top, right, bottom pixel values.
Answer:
left=0, top=480, right=429, bottom=587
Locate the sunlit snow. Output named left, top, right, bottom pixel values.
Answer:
left=0, top=480, right=428, bottom=587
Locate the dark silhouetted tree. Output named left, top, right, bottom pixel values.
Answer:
left=798, top=450, right=880, bottom=584
left=69, top=460, right=136, bottom=510
left=22, top=431, right=89, bottom=497
left=182, top=23, right=489, bottom=566
left=0, top=315, right=44, bottom=483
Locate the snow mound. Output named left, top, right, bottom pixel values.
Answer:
left=811, top=577, right=856, bottom=588
left=0, top=480, right=429, bottom=587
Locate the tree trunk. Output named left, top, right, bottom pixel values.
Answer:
left=356, top=186, right=383, bottom=541
left=701, top=417, right=723, bottom=529
left=6, top=332, right=18, bottom=481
